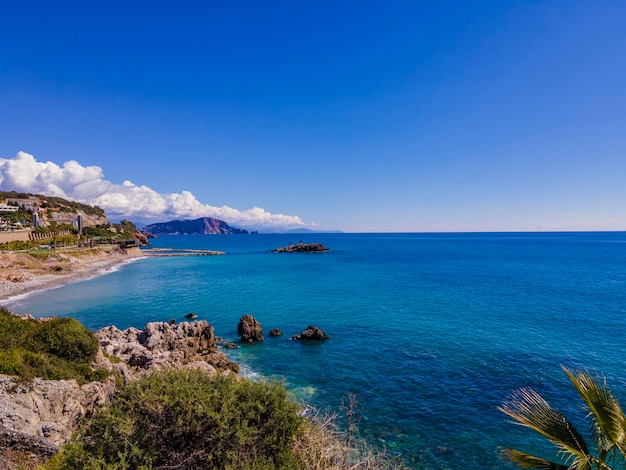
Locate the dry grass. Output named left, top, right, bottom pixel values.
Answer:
left=293, top=413, right=406, bottom=470
left=0, top=448, right=47, bottom=470
left=0, top=253, right=43, bottom=270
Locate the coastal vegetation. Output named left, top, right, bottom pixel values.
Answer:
left=81, top=221, right=140, bottom=242
left=43, top=369, right=400, bottom=470
left=0, top=222, right=143, bottom=252
left=0, top=308, right=108, bottom=384
left=43, top=370, right=302, bottom=469
left=500, top=366, right=626, bottom=469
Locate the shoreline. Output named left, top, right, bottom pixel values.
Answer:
left=0, top=248, right=145, bottom=306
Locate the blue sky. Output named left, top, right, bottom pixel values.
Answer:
left=1, top=1, right=625, bottom=232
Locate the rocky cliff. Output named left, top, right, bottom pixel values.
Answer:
left=0, top=375, right=117, bottom=446
left=145, top=217, right=251, bottom=235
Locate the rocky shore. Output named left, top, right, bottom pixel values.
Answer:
left=0, top=319, right=238, bottom=468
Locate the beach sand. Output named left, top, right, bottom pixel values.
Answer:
left=0, top=247, right=144, bottom=304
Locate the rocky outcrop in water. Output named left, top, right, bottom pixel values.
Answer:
left=291, top=325, right=330, bottom=341
left=237, top=314, right=264, bottom=342
left=269, top=328, right=282, bottom=337
left=96, top=320, right=240, bottom=376
left=270, top=243, right=329, bottom=253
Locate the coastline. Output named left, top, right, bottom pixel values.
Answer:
left=0, top=247, right=145, bottom=305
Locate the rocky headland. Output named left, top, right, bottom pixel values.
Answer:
left=144, top=217, right=254, bottom=235
left=0, top=319, right=238, bottom=468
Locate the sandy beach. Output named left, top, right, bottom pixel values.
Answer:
left=0, top=247, right=144, bottom=304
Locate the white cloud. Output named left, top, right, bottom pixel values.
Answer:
left=0, top=152, right=312, bottom=229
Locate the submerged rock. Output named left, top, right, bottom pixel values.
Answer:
left=290, top=325, right=330, bottom=341
left=237, top=314, right=264, bottom=342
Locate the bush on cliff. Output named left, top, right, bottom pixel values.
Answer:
left=0, top=307, right=107, bottom=383
left=43, top=369, right=401, bottom=469
left=44, top=369, right=304, bottom=469
left=34, top=317, right=99, bottom=362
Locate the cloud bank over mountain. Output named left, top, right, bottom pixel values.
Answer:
left=0, top=152, right=311, bottom=229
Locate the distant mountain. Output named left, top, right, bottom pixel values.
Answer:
left=144, top=217, right=253, bottom=235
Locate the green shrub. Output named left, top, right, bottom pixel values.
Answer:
left=0, top=239, right=39, bottom=251
left=33, top=317, right=99, bottom=362
left=0, top=308, right=107, bottom=384
left=0, top=309, right=38, bottom=350
left=0, top=350, right=22, bottom=376
left=44, top=369, right=304, bottom=469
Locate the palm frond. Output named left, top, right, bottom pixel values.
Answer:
left=499, top=387, right=591, bottom=465
left=502, top=448, right=570, bottom=469
left=563, top=367, right=626, bottom=454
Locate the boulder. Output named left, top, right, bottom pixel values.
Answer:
left=0, top=374, right=117, bottom=446
left=291, top=325, right=330, bottom=341
left=269, top=328, right=282, bottom=337
left=237, top=314, right=264, bottom=342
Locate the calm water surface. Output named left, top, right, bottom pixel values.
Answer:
left=6, top=232, right=626, bottom=468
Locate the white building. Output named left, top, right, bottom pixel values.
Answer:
left=0, top=203, right=19, bottom=212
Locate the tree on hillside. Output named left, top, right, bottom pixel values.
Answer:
left=500, top=366, right=626, bottom=469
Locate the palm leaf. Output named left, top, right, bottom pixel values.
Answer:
left=499, top=387, right=592, bottom=468
left=563, top=367, right=626, bottom=455
left=502, top=449, right=570, bottom=469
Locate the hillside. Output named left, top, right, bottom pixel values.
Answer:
left=0, top=192, right=148, bottom=248
left=145, top=217, right=253, bottom=235
left=0, top=191, right=108, bottom=228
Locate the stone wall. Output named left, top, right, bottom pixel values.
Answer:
left=0, top=230, right=31, bottom=244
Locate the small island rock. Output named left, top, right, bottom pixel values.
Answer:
left=291, top=325, right=330, bottom=341
left=237, top=314, right=264, bottom=342
left=269, top=328, right=282, bottom=337
left=270, top=243, right=329, bottom=253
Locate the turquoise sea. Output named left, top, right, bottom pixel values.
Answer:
left=5, top=232, right=626, bottom=468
